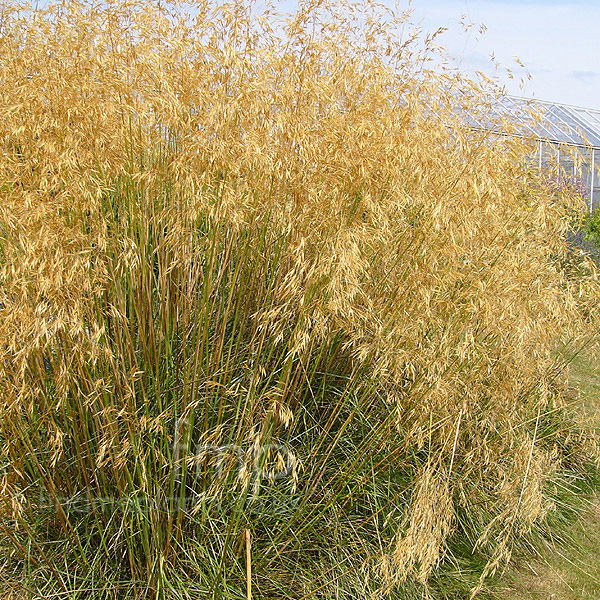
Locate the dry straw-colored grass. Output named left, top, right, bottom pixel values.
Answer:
left=0, top=1, right=599, bottom=598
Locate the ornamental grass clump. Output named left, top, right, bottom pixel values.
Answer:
left=0, top=1, right=598, bottom=598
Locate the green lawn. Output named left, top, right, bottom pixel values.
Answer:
left=502, top=348, right=600, bottom=599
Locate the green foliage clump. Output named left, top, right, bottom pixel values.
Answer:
left=584, top=209, right=600, bottom=246
left=0, top=1, right=598, bottom=599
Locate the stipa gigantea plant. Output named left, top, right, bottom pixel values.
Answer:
left=0, top=1, right=599, bottom=598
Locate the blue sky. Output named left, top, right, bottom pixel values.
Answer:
left=274, top=0, right=599, bottom=110
left=406, top=0, right=600, bottom=109
left=31, top=0, right=600, bottom=110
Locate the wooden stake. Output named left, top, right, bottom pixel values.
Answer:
left=245, top=528, right=252, bottom=600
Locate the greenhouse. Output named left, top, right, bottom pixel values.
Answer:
left=479, top=96, right=600, bottom=212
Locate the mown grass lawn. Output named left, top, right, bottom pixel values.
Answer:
left=503, top=348, right=600, bottom=599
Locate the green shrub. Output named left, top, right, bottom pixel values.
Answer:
left=584, top=209, right=600, bottom=246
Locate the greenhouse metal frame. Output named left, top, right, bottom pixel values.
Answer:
left=477, top=96, right=600, bottom=212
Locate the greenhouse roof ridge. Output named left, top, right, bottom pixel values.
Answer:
left=491, top=96, right=600, bottom=150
